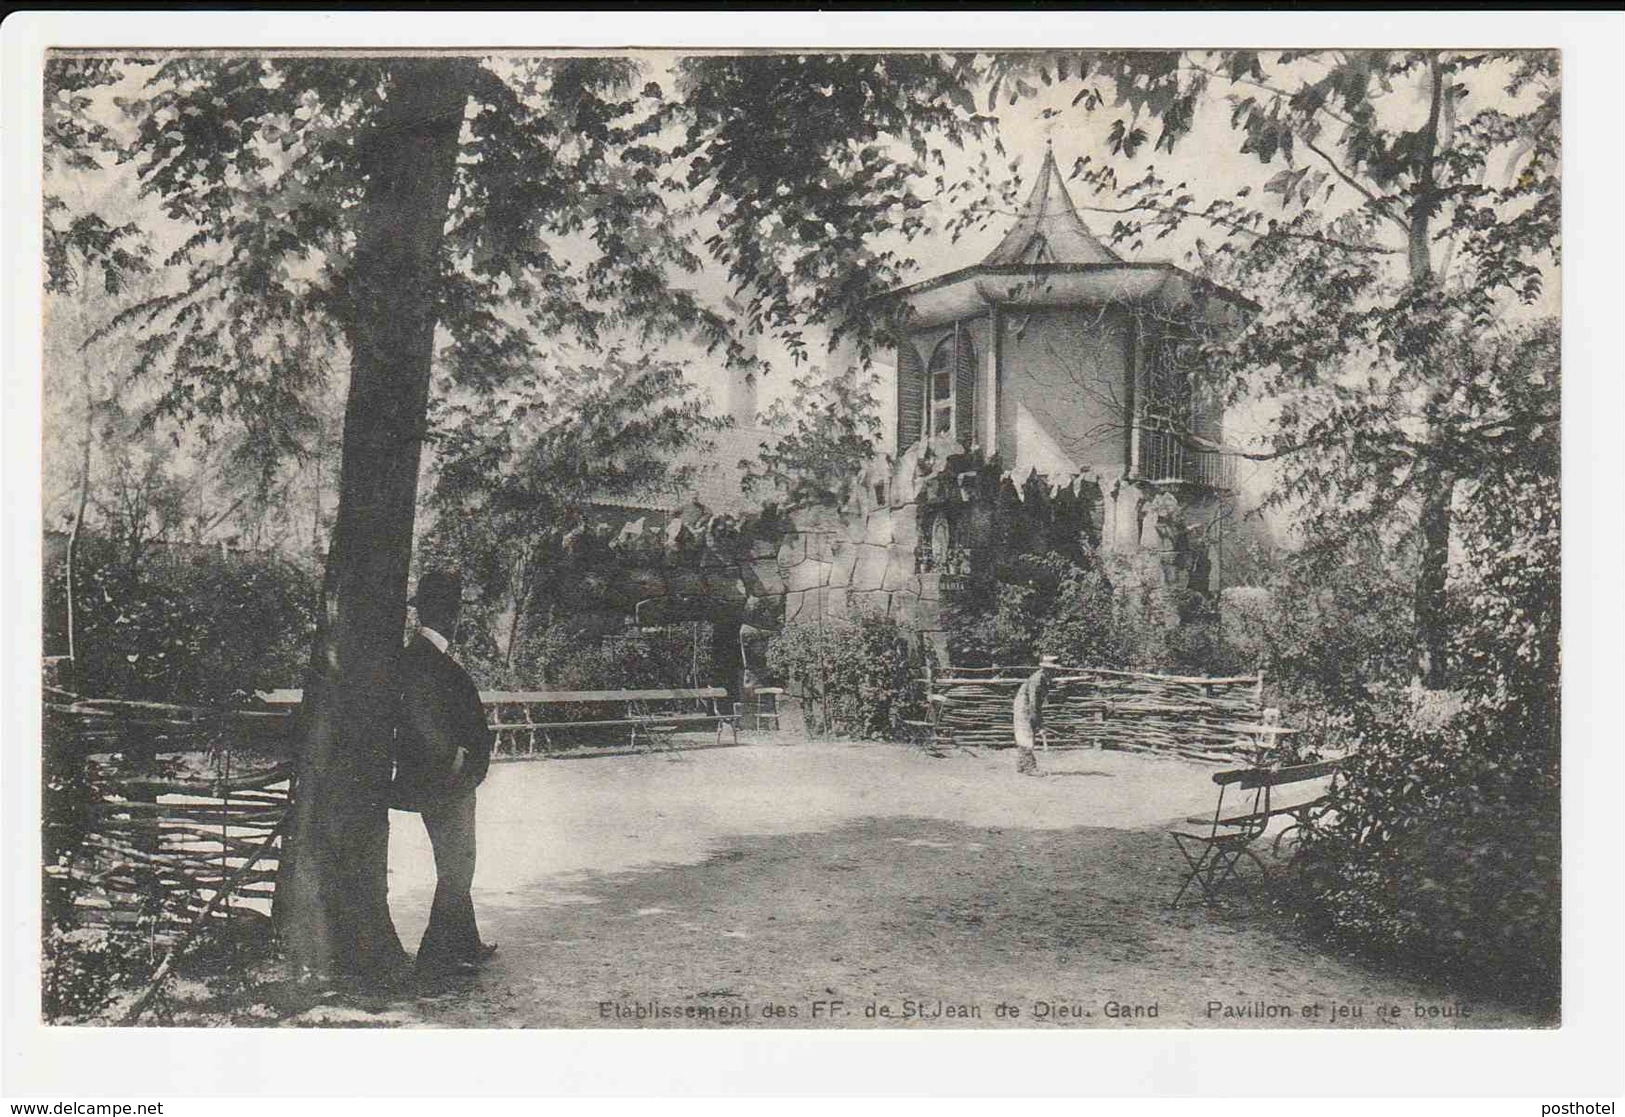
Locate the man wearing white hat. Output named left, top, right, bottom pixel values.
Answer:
left=1013, top=655, right=1058, bottom=776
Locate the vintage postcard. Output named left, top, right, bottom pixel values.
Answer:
left=29, top=38, right=1564, bottom=1030
left=8, top=8, right=1622, bottom=1105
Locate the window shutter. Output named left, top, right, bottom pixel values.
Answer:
left=954, top=329, right=977, bottom=451
left=896, top=340, right=924, bottom=450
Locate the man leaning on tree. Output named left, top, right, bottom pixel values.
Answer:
left=391, top=569, right=497, bottom=977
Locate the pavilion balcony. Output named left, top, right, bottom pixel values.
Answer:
left=1131, top=422, right=1234, bottom=490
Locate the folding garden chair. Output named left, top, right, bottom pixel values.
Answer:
left=1168, top=759, right=1341, bottom=907
left=1168, top=767, right=1271, bottom=907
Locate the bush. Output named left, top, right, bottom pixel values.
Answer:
left=42, top=915, right=276, bottom=1024
left=1210, top=538, right=1419, bottom=751
left=767, top=612, right=925, bottom=738
left=42, top=925, right=160, bottom=1023
left=1287, top=704, right=1559, bottom=1010
left=945, top=548, right=1246, bottom=676
left=454, top=616, right=718, bottom=691
left=948, top=551, right=1123, bottom=668
left=44, top=534, right=318, bottom=704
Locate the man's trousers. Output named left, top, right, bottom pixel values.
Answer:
left=416, top=789, right=481, bottom=969
left=1013, top=713, right=1041, bottom=775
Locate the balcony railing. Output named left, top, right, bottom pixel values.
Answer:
left=1133, top=424, right=1234, bottom=489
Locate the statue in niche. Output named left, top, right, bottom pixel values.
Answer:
left=1140, top=491, right=1183, bottom=552
left=921, top=517, right=972, bottom=575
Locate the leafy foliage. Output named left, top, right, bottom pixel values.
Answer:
left=44, top=533, right=316, bottom=704
left=742, top=364, right=882, bottom=509
left=421, top=350, right=725, bottom=668
left=1446, top=321, right=1560, bottom=722
left=445, top=609, right=718, bottom=694
left=766, top=612, right=925, bottom=739
left=944, top=548, right=1238, bottom=675
left=672, top=53, right=989, bottom=359
left=1251, top=320, right=1559, bottom=1006
left=70, top=55, right=748, bottom=488
left=43, top=58, right=150, bottom=296
left=1288, top=705, right=1559, bottom=1009
left=41, top=925, right=161, bottom=1023
left=946, top=552, right=1096, bottom=667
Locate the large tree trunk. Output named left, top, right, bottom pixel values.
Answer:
left=273, top=59, right=474, bottom=983
left=65, top=363, right=95, bottom=668
left=1408, top=51, right=1453, bottom=689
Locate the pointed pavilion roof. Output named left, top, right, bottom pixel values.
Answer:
left=982, top=145, right=1120, bottom=266
left=880, top=146, right=1255, bottom=329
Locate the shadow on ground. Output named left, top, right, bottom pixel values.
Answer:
left=392, top=811, right=1546, bottom=1030
left=157, top=742, right=1552, bottom=1029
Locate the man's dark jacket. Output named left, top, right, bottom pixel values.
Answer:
left=390, top=633, right=493, bottom=812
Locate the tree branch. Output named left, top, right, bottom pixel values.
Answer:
left=1077, top=201, right=1400, bottom=256
left=1182, top=60, right=1357, bottom=129
left=1301, top=135, right=1412, bottom=237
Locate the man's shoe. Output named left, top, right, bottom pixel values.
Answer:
left=477, top=942, right=498, bottom=965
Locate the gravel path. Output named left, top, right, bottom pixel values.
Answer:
left=280, top=738, right=1548, bottom=1029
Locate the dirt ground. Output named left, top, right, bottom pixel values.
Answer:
left=270, top=736, right=1549, bottom=1029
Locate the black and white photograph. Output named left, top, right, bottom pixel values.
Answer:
left=6, top=9, right=1622, bottom=1103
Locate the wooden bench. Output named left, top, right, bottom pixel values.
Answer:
left=484, top=688, right=739, bottom=756
left=1168, top=758, right=1341, bottom=907
left=258, top=687, right=741, bottom=757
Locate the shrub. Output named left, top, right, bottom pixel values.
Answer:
left=1288, top=704, right=1559, bottom=1011
left=766, top=612, right=925, bottom=738
left=948, top=551, right=1121, bottom=668
left=1209, top=537, right=1419, bottom=750
left=945, top=578, right=1043, bottom=667
left=42, top=925, right=161, bottom=1023
left=44, top=534, right=318, bottom=704
left=456, top=618, right=717, bottom=691
left=944, top=548, right=1246, bottom=676
left=1036, top=560, right=1130, bottom=667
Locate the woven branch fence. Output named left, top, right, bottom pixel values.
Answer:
left=41, top=684, right=742, bottom=938
left=43, top=688, right=294, bottom=943
left=928, top=665, right=1265, bottom=763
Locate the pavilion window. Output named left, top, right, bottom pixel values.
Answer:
left=926, top=326, right=977, bottom=450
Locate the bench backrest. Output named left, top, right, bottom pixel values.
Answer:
left=482, top=688, right=728, bottom=704
left=1214, top=758, right=1340, bottom=789
left=259, top=687, right=729, bottom=707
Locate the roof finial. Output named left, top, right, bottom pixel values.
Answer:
left=980, top=143, right=1121, bottom=266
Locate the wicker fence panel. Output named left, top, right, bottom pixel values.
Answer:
left=43, top=690, right=293, bottom=943
left=929, top=665, right=1264, bottom=763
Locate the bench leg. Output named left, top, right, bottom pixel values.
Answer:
left=1206, top=844, right=1268, bottom=899
left=1170, top=834, right=1214, bottom=908
left=1170, top=835, right=1266, bottom=907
